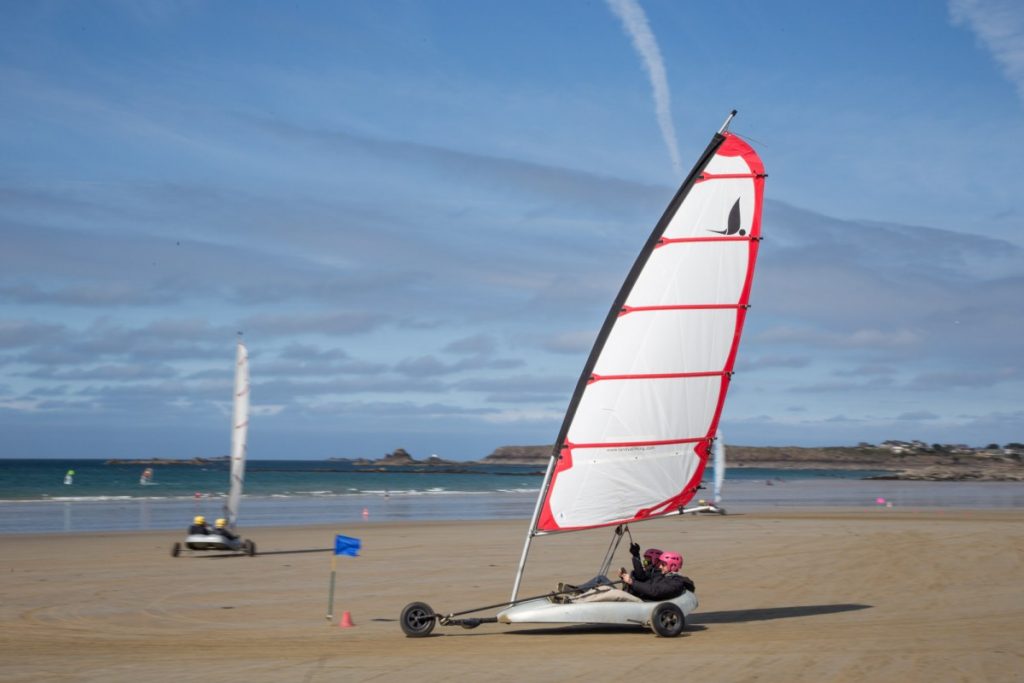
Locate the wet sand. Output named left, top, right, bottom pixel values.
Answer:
left=1, top=509, right=1022, bottom=682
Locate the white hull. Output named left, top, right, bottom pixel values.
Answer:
left=497, top=590, right=698, bottom=627
left=172, top=534, right=255, bottom=557
left=184, top=533, right=244, bottom=551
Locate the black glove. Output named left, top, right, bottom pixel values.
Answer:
left=629, top=542, right=640, bottom=557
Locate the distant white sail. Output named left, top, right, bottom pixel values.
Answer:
left=712, top=429, right=725, bottom=506
left=224, top=341, right=250, bottom=529
left=533, top=125, right=765, bottom=533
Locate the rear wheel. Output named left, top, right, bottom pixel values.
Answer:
left=650, top=602, right=685, bottom=637
left=171, top=542, right=181, bottom=557
left=400, top=602, right=436, bottom=637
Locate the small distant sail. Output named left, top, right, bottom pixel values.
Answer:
left=712, top=430, right=726, bottom=506
left=64, top=469, right=74, bottom=485
left=223, top=340, right=250, bottom=530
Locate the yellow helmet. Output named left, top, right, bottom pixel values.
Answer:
left=194, top=515, right=206, bottom=524
left=215, top=518, right=227, bottom=528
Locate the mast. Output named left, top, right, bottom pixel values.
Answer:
left=225, top=334, right=250, bottom=530
left=510, top=455, right=557, bottom=601
left=510, top=110, right=763, bottom=599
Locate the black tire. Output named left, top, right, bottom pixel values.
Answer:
left=244, top=539, right=256, bottom=556
left=650, top=602, right=685, bottom=637
left=400, top=602, right=437, bottom=637
left=171, top=542, right=181, bottom=558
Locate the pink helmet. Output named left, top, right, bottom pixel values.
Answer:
left=659, top=551, right=683, bottom=573
left=643, top=548, right=663, bottom=567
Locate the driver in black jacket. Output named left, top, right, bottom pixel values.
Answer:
left=620, top=551, right=695, bottom=600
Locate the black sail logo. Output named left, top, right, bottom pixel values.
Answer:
left=708, top=198, right=745, bottom=236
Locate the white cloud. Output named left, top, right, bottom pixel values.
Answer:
left=950, top=0, right=1024, bottom=105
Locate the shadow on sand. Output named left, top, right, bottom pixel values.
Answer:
left=376, top=602, right=872, bottom=638
left=193, top=547, right=333, bottom=558
left=689, top=603, right=871, bottom=625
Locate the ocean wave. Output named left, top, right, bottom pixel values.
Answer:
left=0, top=488, right=540, bottom=504
left=31, top=495, right=140, bottom=502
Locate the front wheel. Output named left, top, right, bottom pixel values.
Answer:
left=243, top=539, right=256, bottom=556
left=400, top=602, right=437, bottom=637
left=171, top=542, right=181, bottom=558
left=650, top=602, right=685, bottom=637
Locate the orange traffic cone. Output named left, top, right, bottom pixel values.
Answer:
left=339, top=611, right=355, bottom=628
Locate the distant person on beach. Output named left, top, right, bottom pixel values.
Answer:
left=188, top=515, right=211, bottom=535
left=574, top=550, right=693, bottom=603
left=213, top=518, right=238, bottom=541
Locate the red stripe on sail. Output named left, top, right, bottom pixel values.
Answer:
left=696, top=172, right=766, bottom=182
left=619, top=303, right=746, bottom=316
left=587, top=371, right=726, bottom=384
left=656, top=235, right=756, bottom=247
left=567, top=436, right=705, bottom=449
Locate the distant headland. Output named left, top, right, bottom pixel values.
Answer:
left=104, top=456, right=229, bottom=466
left=106, top=440, right=1024, bottom=481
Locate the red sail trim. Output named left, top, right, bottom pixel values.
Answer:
left=619, top=303, right=746, bottom=316
left=536, top=444, right=574, bottom=532
left=700, top=132, right=764, bottom=443
left=588, top=371, right=726, bottom=384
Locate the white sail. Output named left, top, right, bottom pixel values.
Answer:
left=532, top=118, right=764, bottom=535
left=510, top=114, right=765, bottom=600
left=225, top=340, right=249, bottom=529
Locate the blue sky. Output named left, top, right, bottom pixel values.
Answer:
left=1, top=1, right=1022, bottom=460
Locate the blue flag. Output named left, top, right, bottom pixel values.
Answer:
left=334, top=534, right=361, bottom=557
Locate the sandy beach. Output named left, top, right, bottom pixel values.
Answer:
left=2, top=509, right=1022, bottom=682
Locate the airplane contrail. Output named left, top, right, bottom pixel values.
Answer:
left=606, top=0, right=683, bottom=177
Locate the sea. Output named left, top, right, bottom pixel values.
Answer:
left=1, top=458, right=1022, bottom=535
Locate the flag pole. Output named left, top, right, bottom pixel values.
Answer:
left=326, top=553, right=337, bottom=620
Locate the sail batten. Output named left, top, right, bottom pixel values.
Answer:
left=533, top=125, right=765, bottom=534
